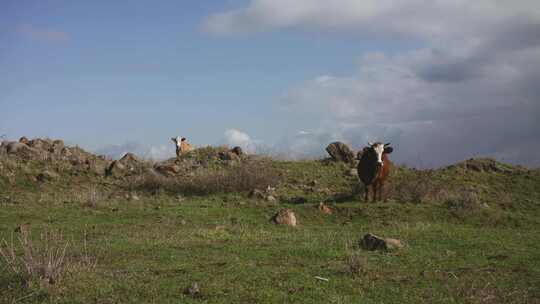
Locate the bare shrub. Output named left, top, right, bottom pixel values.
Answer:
left=445, top=190, right=482, bottom=212
left=346, top=253, right=369, bottom=276
left=0, top=228, right=68, bottom=288
left=387, top=170, right=449, bottom=203
left=69, top=231, right=98, bottom=271
left=133, top=160, right=282, bottom=195
left=77, top=184, right=101, bottom=208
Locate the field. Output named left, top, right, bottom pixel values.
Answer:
left=1, top=142, right=540, bottom=303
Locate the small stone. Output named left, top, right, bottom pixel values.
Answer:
left=360, top=233, right=403, bottom=251
left=272, top=209, right=297, bottom=226
left=318, top=202, right=332, bottom=214
left=291, top=196, right=307, bottom=204
left=184, top=282, right=201, bottom=298
left=266, top=195, right=277, bottom=203
left=249, top=189, right=266, bottom=200
left=384, top=238, right=404, bottom=250
left=36, top=170, right=59, bottom=182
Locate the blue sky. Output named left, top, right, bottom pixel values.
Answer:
left=1, top=1, right=539, bottom=167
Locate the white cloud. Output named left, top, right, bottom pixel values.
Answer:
left=202, top=0, right=540, bottom=168
left=223, top=129, right=258, bottom=154
left=202, top=0, right=540, bottom=38
left=280, top=44, right=540, bottom=167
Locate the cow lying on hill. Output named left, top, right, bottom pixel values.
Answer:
left=357, top=142, right=394, bottom=202
left=171, top=136, right=193, bottom=158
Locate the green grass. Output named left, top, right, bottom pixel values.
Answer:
left=1, top=157, right=540, bottom=303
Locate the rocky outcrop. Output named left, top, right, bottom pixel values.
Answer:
left=326, top=142, right=355, bottom=164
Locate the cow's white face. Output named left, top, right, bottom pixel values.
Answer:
left=172, top=136, right=182, bottom=147
left=372, top=143, right=385, bottom=166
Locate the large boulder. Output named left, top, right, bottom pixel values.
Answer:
left=5, top=141, right=44, bottom=160
left=6, top=142, right=30, bottom=154
left=326, top=142, right=355, bottom=164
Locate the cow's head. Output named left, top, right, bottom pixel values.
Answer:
left=171, top=136, right=182, bottom=147
left=367, top=142, right=393, bottom=166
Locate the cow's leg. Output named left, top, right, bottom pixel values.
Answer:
left=379, top=182, right=385, bottom=202
left=364, top=185, right=370, bottom=202
left=372, top=183, right=378, bottom=203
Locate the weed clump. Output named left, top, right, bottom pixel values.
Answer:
left=0, top=228, right=68, bottom=288
left=346, top=253, right=369, bottom=276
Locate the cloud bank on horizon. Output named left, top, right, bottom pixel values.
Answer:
left=200, top=0, right=540, bottom=167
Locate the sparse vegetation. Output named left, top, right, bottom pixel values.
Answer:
left=133, top=160, right=282, bottom=195
left=0, top=227, right=68, bottom=289
left=1, top=142, right=539, bottom=303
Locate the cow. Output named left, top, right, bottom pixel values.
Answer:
left=357, top=142, right=394, bottom=202
left=171, top=136, right=193, bottom=158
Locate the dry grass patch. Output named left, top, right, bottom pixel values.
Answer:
left=133, top=160, right=282, bottom=195
left=0, top=227, right=68, bottom=288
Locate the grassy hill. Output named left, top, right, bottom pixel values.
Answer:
left=1, top=140, right=539, bottom=303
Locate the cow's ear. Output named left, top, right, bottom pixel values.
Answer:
left=171, top=138, right=178, bottom=143
left=384, top=146, right=393, bottom=154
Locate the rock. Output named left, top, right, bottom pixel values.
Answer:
left=384, top=238, right=404, bottom=250
left=155, top=163, right=181, bottom=175
left=318, top=202, right=332, bottom=214
left=18, top=136, right=29, bottom=144
left=184, top=282, right=201, bottom=298
left=6, top=142, right=30, bottom=154
left=272, top=209, right=297, bottom=226
left=36, top=170, right=59, bottom=182
left=325, top=142, right=355, bottom=164
left=231, top=146, right=244, bottom=156
left=28, top=138, right=53, bottom=151
left=126, top=192, right=140, bottom=201
left=360, top=233, right=403, bottom=251
left=249, top=189, right=266, bottom=200
left=6, top=142, right=43, bottom=160
left=348, top=168, right=358, bottom=177
left=87, top=159, right=110, bottom=175
left=218, top=151, right=240, bottom=162
left=266, top=195, right=277, bottom=203
left=291, top=196, right=307, bottom=204
left=107, top=153, right=143, bottom=177
left=49, top=140, right=64, bottom=155
left=14, top=223, right=29, bottom=234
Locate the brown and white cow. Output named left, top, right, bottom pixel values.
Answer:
left=357, top=142, right=394, bottom=202
left=171, top=136, right=193, bottom=158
